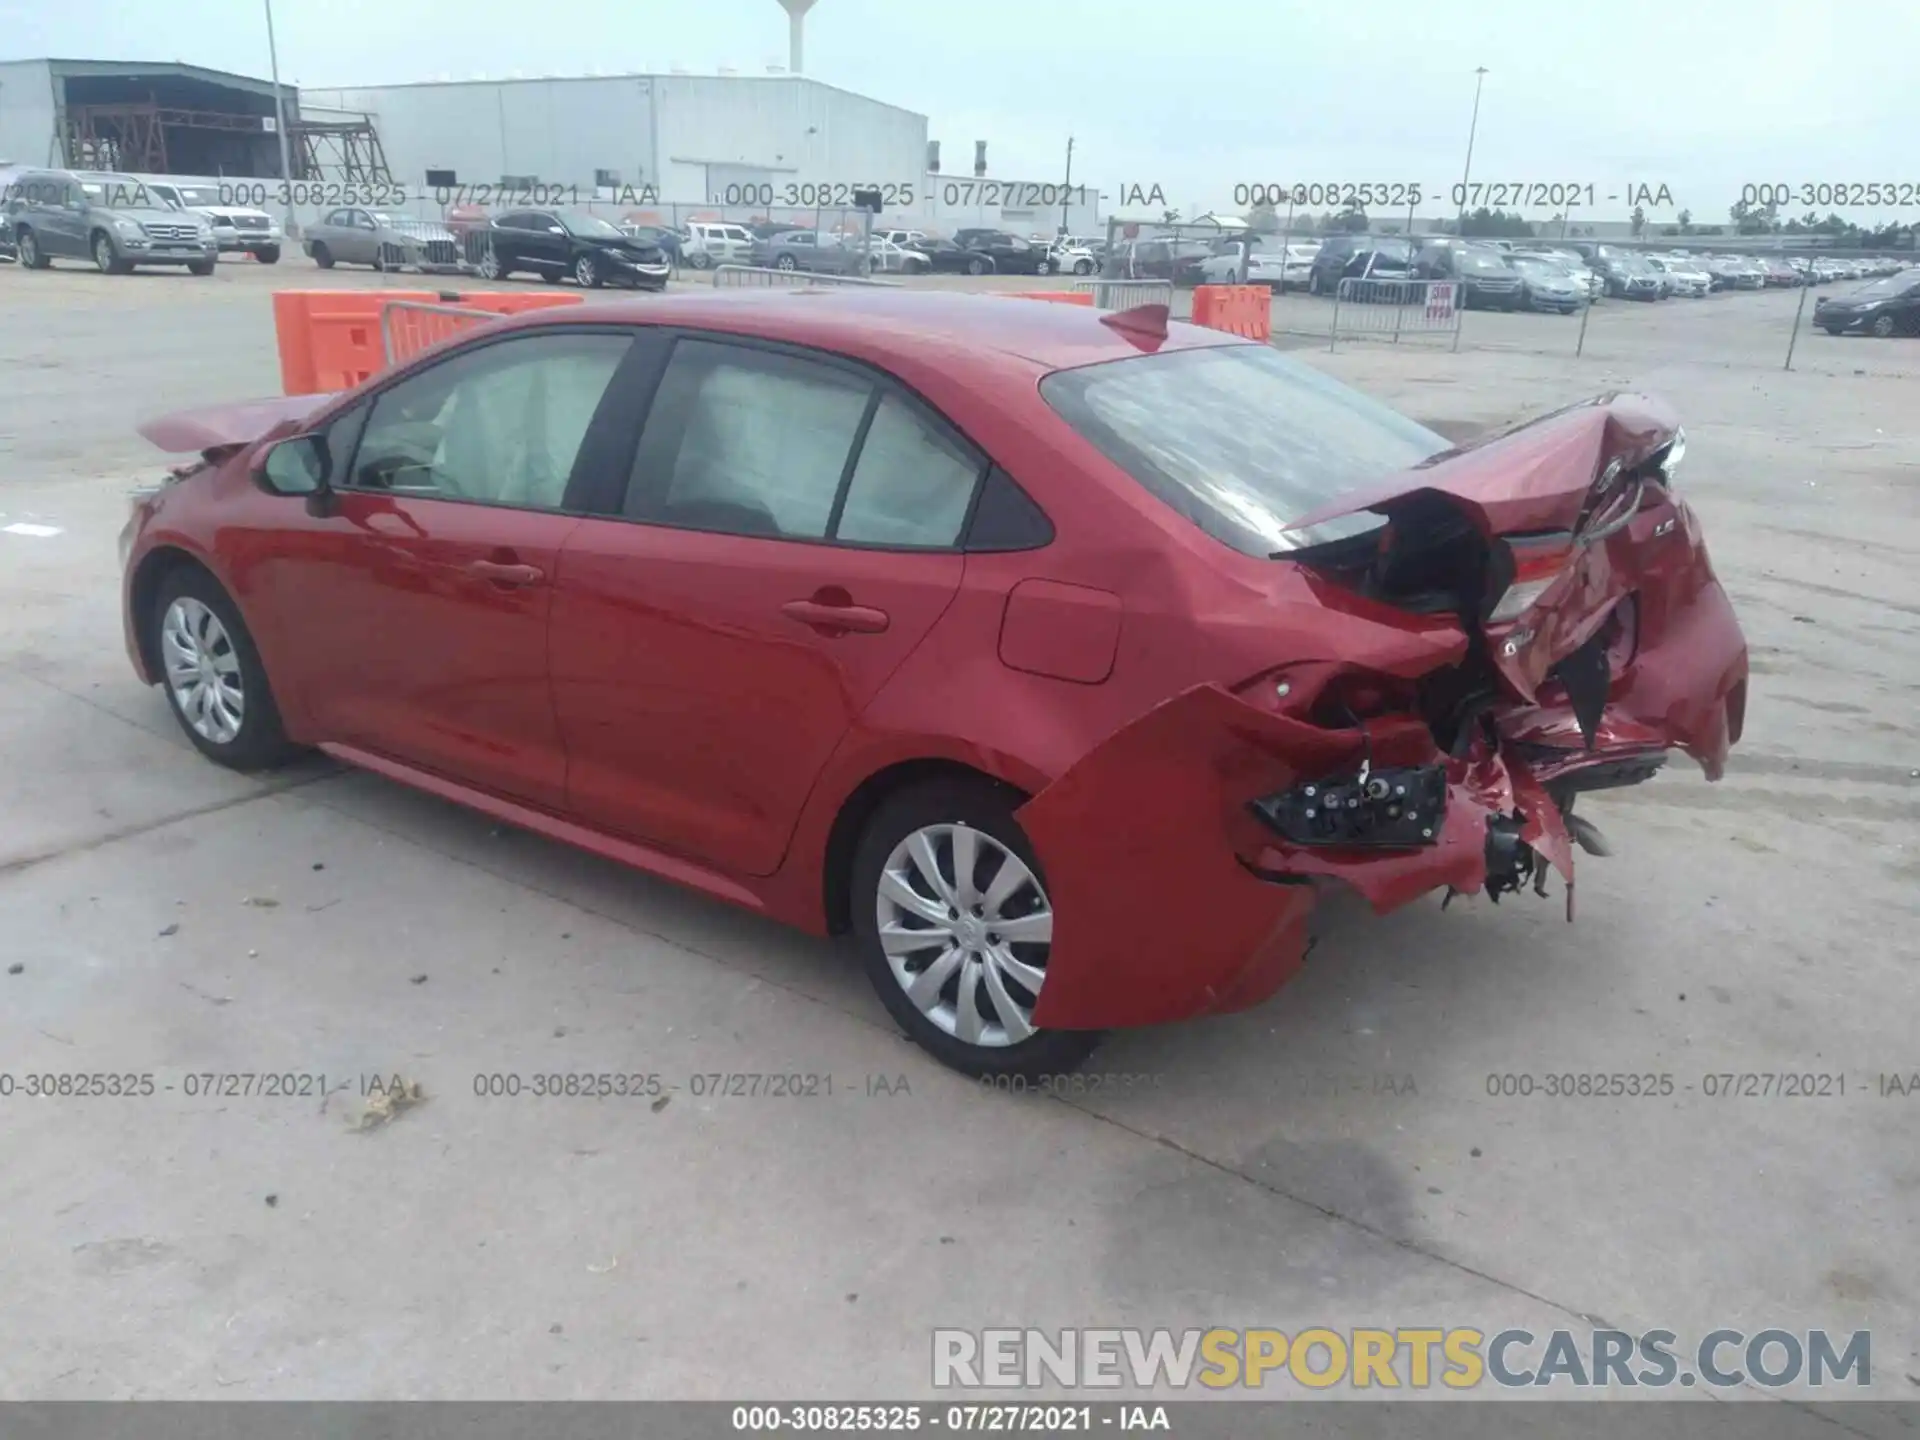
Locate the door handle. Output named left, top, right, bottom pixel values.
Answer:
left=781, top=599, right=890, bottom=635
left=467, top=559, right=545, bottom=586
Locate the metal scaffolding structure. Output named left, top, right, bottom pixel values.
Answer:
left=290, top=117, right=393, bottom=184
left=61, top=102, right=274, bottom=172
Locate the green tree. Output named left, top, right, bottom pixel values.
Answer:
left=1630, top=204, right=1647, bottom=237
left=1337, top=202, right=1369, bottom=233
left=1677, top=208, right=1692, bottom=234
left=1247, top=203, right=1280, bottom=234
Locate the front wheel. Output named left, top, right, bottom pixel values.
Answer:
left=93, top=233, right=130, bottom=275
left=1871, top=314, right=1896, bottom=339
left=852, top=779, right=1102, bottom=1081
left=253, top=246, right=281, bottom=265
left=574, top=253, right=601, bottom=288
left=310, top=242, right=334, bottom=269
left=150, top=568, right=299, bottom=771
left=477, top=248, right=507, bottom=281
left=965, top=256, right=987, bottom=276
left=188, top=259, right=215, bottom=276
left=688, top=250, right=713, bottom=269
left=774, top=254, right=797, bottom=272
left=1073, top=259, right=1093, bottom=275
left=17, top=228, right=49, bottom=269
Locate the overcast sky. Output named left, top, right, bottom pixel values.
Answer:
left=5, top=0, right=1916, bottom=221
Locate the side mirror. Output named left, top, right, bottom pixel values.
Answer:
left=258, top=433, right=331, bottom=503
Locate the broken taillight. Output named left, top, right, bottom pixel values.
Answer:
left=1487, top=532, right=1575, bottom=624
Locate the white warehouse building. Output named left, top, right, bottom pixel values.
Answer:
left=298, top=73, right=928, bottom=211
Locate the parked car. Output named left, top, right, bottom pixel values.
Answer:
left=920, top=238, right=996, bottom=275
left=122, top=291, right=1747, bottom=1078
left=1197, top=238, right=1317, bottom=290
left=681, top=221, right=755, bottom=269
left=1815, top=268, right=1920, bottom=336
left=1506, top=253, right=1588, bottom=312
left=1645, top=255, right=1711, bottom=297
left=1115, top=238, right=1213, bottom=285
left=1042, top=239, right=1098, bottom=276
left=618, top=223, right=684, bottom=266
left=304, top=207, right=464, bottom=273
left=1514, top=247, right=1603, bottom=300
left=878, top=228, right=931, bottom=250
left=751, top=229, right=872, bottom=276
left=474, top=209, right=670, bottom=289
left=1759, top=257, right=1802, bottom=287
left=5, top=169, right=217, bottom=274
left=1413, top=241, right=1525, bottom=309
left=869, top=236, right=931, bottom=275
left=133, top=176, right=282, bottom=263
left=0, top=163, right=23, bottom=261
left=1305, top=235, right=1414, bottom=295
left=953, top=230, right=1049, bottom=276
left=1589, top=251, right=1662, bottom=301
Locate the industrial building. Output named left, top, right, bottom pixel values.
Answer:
left=0, top=50, right=1104, bottom=236
left=0, top=58, right=301, bottom=175
left=297, top=72, right=927, bottom=210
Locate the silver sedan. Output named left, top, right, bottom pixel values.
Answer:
left=302, top=206, right=466, bottom=273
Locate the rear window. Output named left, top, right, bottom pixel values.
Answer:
left=1040, top=346, right=1450, bottom=556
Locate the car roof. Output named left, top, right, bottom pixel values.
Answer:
left=482, top=287, right=1239, bottom=373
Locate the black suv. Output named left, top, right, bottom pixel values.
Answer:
left=953, top=229, right=1048, bottom=275
left=1305, top=235, right=1415, bottom=296
left=1413, top=240, right=1525, bottom=309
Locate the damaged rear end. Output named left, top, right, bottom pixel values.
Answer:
left=1020, top=375, right=1746, bottom=1031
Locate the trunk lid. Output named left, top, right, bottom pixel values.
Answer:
left=1285, top=392, right=1683, bottom=703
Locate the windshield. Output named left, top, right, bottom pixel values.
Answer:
left=1460, top=250, right=1510, bottom=273
left=80, top=180, right=160, bottom=210
left=173, top=186, right=222, bottom=206
left=562, top=213, right=624, bottom=238
left=1040, top=346, right=1451, bottom=557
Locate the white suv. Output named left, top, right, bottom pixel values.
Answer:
left=1042, top=239, right=1098, bottom=276
left=134, top=176, right=283, bottom=263
left=682, top=221, right=756, bottom=269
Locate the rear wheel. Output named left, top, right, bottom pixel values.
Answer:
left=150, top=568, right=299, bottom=771
left=17, top=228, right=49, bottom=269
left=851, top=779, right=1101, bottom=1080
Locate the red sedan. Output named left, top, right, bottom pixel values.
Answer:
left=122, top=291, right=1748, bottom=1078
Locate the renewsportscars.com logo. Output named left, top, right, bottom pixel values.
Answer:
left=932, top=1327, right=1872, bottom=1391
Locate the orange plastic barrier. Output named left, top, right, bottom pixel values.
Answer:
left=1011, top=290, right=1096, bottom=306
left=1190, top=284, right=1273, bottom=341
left=272, top=289, right=587, bottom=395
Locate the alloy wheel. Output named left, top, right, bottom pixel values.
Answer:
left=94, top=236, right=115, bottom=273
left=1872, top=314, right=1895, bottom=338
left=19, top=231, right=39, bottom=267
left=576, top=254, right=598, bottom=286
left=162, top=596, right=245, bottom=744
left=477, top=249, right=500, bottom=280
left=874, top=823, right=1053, bottom=1048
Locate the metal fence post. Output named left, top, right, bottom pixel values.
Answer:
left=1450, top=298, right=1462, bottom=352
left=1783, top=279, right=1812, bottom=371
left=1329, top=286, right=1342, bottom=351
left=1574, top=292, right=1592, bottom=358
left=1392, top=291, right=1405, bottom=344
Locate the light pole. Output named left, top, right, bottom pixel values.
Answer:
left=263, top=0, right=298, bottom=233
left=1060, top=135, right=1074, bottom=237
left=1455, top=66, right=1488, bottom=235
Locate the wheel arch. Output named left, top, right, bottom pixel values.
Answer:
left=820, top=758, right=1033, bottom=936
left=129, top=545, right=220, bottom=681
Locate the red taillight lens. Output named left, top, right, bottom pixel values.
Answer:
left=1488, top=533, right=1574, bottom=624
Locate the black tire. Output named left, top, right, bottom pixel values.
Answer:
left=254, top=246, right=281, bottom=264
left=188, top=259, right=215, bottom=276
left=851, top=778, right=1103, bottom=1081
left=574, top=252, right=602, bottom=288
left=965, top=256, right=987, bottom=276
left=92, top=232, right=130, bottom=275
left=311, top=242, right=334, bottom=269
left=1871, top=314, right=1895, bottom=339
left=17, top=228, right=49, bottom=269
left=774, top=253, right=798, bottom=272
left=150, top=567, right=300, bottom=772
left=477, top=248, right=510, bottom=281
